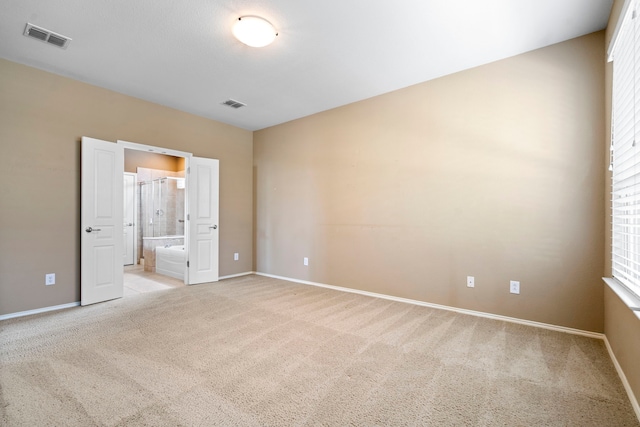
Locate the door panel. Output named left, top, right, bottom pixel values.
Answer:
left=188, top=157, right=219, bottom=284
left=81, top=137, right=124, bottom=305
left=197, top=240, right=212, bottom=269
left=95, top=246, right=115, bottom=285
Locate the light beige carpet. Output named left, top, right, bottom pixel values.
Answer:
left=1, top=275, right=638, bottom=426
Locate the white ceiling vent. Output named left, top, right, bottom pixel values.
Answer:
left=221, top=99, right=246, bottom=109
left=24, top=23, right=71, bottom=49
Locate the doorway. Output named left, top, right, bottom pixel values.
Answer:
left=123, top=148, right=186, bottom=295
left=81, top=137, right=220, bottom=306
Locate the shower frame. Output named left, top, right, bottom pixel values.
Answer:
left=139, top=176, right=186, bottom=239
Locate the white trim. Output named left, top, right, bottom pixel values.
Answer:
left=117, top=140, right=193, bottom=159
left=219, top=271, right=255, bottom=280
left=603, top=277, right=640, bottom=320
left=255, top=272, right=604, bottom=339
left=608, top=0, right=635, bottom=62
left=0, top=302, right=80, bottom=321
left=604, top=336, right=640, bottom=422
left=123, top=172, right=138, bottom=266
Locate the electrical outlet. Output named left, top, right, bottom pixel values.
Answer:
left=510, top=280, right=520, bottom=294
left=45, top=273, right=55, bottom=285
left=303, top=257, right=309, bottom=266
left=467, top=276, right=474, bottom=288
left=234, top=252, right=239, bottom=261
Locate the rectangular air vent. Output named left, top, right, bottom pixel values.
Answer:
left=222, top=99, right=246, bottom=109
left=24, top=23, right=71, bottom=49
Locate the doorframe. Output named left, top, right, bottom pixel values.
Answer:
left=123, top=172, right=138, bottom=266
left=117, top=140, right=193, bottom=284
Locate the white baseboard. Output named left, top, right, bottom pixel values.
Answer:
left=255, top=272, right=604, bottom=339
left=0, top=301, right=80, bottom=321
left=604, top=336, right=640, bottom=422
left=0, top=271, right=248, bottom=320
left=219, top=271, right=255, bottom=280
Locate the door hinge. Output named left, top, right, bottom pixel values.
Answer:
left=187, top=261, right=189, bottom=267
left=187, top=214, right=190, bottom=220
left=187, top=167, right=190, bottom=174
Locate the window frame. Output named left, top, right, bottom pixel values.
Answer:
left=608, top=0, right=640, bottom=316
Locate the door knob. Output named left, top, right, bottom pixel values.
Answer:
left=85, top=227, right=102, bottom=233
left=209, top=225, right=218, bottom=230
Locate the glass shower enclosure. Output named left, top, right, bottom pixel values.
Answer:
left=140, top=177, right=186, bottom=238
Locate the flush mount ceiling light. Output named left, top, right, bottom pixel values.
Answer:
left=232, top=16, right=278, bottom=48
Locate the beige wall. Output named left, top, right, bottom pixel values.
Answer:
left=605, top=287, right=640, bottom=408
left=124, top=149, right=181, bottom=173
left=0, top=58, right=253, bottom=316
left=254, top=32, right=605, bottom=332
left=604, top=0, right=640, bottom=411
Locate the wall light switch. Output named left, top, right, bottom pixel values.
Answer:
left=234, top=253, right=239, bottom=261
left=467, top=276, right=474, bottom=288
left=303, top=257, right=309, bottom=266
left=45, top=273, right=55, bottom=285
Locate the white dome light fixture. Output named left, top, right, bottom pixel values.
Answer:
left=232, top=16, right=278, bottom=48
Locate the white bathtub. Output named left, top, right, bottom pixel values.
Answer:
left=155, top=245, right=185, bottom=280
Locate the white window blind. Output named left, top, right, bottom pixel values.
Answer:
left=611, top=0, right=640, bottom=299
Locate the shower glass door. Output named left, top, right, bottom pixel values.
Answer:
left=140, top=177, right=185, bottom=238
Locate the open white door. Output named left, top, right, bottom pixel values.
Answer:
left=123, top=173, right=136, bottom=266
left=188, top=157, right=219, bottom=284
left=81, top=137, right=124, bottom=305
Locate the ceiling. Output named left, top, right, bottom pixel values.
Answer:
left=0, top=0, right=613, bottom=131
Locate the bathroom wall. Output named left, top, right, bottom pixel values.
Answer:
left=124, top=149, right=181, bottom=173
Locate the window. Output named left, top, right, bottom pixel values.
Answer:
left=610, top=0, right=640, bottom=301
